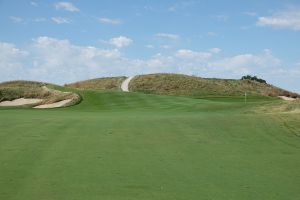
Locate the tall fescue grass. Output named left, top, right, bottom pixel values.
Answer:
left=129, top=73, right=300, bottom=98
left=65, top=76, right=126, bottom=91
left=254, top=99, right=300, bottom=113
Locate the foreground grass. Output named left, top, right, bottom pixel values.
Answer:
left=0, top=90, right=299, bottom=200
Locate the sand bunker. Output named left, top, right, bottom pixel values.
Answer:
left=34, top=99, right=73, bottom=109
left=0, top=98, right=42, bottom=106
left=278, top=96, right=296, bottom=101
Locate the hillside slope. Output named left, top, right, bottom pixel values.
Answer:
left=65, top=76, right=126, bottom=91
left=129, top=73, right=299, bottom=98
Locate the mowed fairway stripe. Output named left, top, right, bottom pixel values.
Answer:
left=0, top=91, right=300, bottom=200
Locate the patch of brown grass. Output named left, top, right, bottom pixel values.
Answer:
left=253, top=99, right=300, bottom=114
left=65, top=76, right=127, bottom=91
left=129, top=73, right=299, bottom=98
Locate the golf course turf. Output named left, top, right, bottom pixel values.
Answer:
left=0, top=89, right=300, bottom=200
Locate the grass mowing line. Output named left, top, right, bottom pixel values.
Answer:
left=0, top=89, right=299, bottom=200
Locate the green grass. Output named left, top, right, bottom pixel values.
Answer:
left=0, top=89, right=300, bottom=200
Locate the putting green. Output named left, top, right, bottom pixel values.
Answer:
left=0, top=90, right=299, bottom=200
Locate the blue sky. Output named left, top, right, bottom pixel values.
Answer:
left=0, top=0, right=300, bottom=92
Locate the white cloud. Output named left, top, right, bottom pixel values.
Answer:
left=30, top=1, right=38, bottom=7
left=145, top=45, right=154, bottom=49
left=243, top=11, right=257, bottom=17
left=212, top=15, right=229, bottom=22
left=209, top=49, right=281, bottom=77
left=207, top=32, right=217, bottom=37
left=257, top=7, right=300, bottom=30
left=160, top=45, right=172, bottom=49
left=34, top=18, right=46, bottom=22
left=10, top=16, right=23, bottom=23
left=108, top=36, right=133, bottom=48
left=54, top=2, right=79, bottom=12
left=155, top=33, right=180, bottom=40
left=0, top=37, right=299, bottom=92
left=28, top=36, right=123, bottom=82
left=176, top=49, right=212, bottom=59
left=209, top=48, right=221, bottom=54
left=168, top=6, right=176, bottom=12
left=0, top=42, right=28, bottom=81
left=167, top=1, right=198, bottom=13
left=99, top=17, right=121, bottom=25
left=51, top=17, right=70, bottom=24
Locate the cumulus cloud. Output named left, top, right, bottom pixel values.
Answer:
left=10, top=16, right=23, bottom=23
left=54, top=2, right=79, bottom=12
left=168, top=6, right=176, bottom=12
left=167, top=1, right=198, bottom=13
left=212, top=15, right=229, bottom=22
left=209, top=48, right=221, bottom=54
left=99, top=17, right=121, bottom=25
left=145, top=44, right=154, bottom=49
left=155, top=33, right=180, bottom=40
left=257, top=7, right=300, bottom=30
left=176, top=49, right=211, bottom=59
left=160, top=45, right=172, bottom=49
left=28, top=36, right=124, bottom=83
left=51, top=17, right=70, bottom=24
left=34, top=18, right=46, bottom=22
left=0, top=42, right=28, bottom=81
left=207, top=32, right=217, bottom=37
left=220, top=50, right=279, bottom=66
left=108, top=36, right=133, bottom=48
left=243, top=11, right=257, bottom=17
left=30, top=1, right=38, bottom=7
left=0, top=37, right=299, bottom=92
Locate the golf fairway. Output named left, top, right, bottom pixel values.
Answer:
left=0, top=91, right=299, bottom=200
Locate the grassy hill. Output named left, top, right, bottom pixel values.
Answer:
left=0, top=88, right=299, bottom=200
left=0, top=80, right=81, bottom=106
left=65, top=73, right=299, bottom=99
left=65, top=76, right=126, bottom=91
left=129, top=73, right=299, bottom=98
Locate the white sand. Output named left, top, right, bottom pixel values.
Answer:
left=34, top=99, right=72, bottom=109
left=0, top=86, right=76, bottom=108
left=278, top=96, right=296, bottom=101
left=0, top=98, right=42, bottom=106
left=121, top=76, right=135, bottom=92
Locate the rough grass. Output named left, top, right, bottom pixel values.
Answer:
left=253, top=99, right=300, bottom=114
left=129, top=73, right=299, bottom=98
left=65, top=76, right=127, bottom=91
left=0, top=90, right=299, bottom=200
left=0, top=80, right=81, bottom=107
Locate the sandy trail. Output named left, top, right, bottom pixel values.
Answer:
left=0, top=98, right=42, bottom=106
left=34, top=99, right=73, bottom=109
left=121, top=76, right=135, bottom=92
left=278, top=96, right=296, bottom=101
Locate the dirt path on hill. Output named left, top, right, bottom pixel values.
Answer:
left=121, top=76, right=135, bottom=92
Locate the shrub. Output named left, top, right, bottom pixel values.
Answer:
left=241, top=75, right=266, bottom=84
